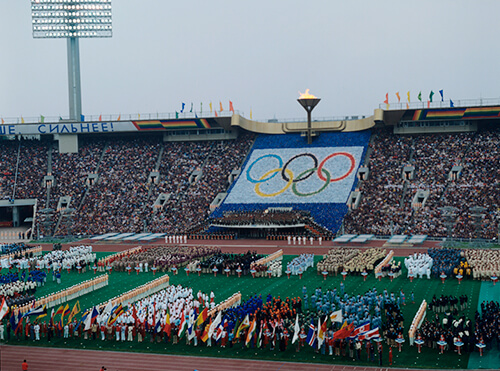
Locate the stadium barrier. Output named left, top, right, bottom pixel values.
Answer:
left=32, top=274, right=109, bottom=310
left=208, top=292, right=242, bottom=317
left=99, top=274, right=170, bottom=309
left=408, top=299, right=427, bottom=345
left=374, top=250, right=394, bottom=275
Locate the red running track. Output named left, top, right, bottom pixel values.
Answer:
left=59, top=238, right=440, bottom=257
left=0, top=345, right=479, bottom=371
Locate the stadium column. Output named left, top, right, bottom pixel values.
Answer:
left=67, top=37, right=82, bottom=121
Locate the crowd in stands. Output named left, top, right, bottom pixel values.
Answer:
left=147, top=135, right=254, bottom=235
left=51, top=139, right=105, bottom=236
left=344, top=128, right=500, bottom=240
left=344, top=130, right=413, bottom=236
left=1, top=127, right=498, bottom=239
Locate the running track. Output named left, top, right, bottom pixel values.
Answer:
left=0, top=345, right=485, bottom=371
left=60, top=237, right=441, bottom=257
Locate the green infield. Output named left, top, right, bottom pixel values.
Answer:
left=2, top=253, right=498, bottom=369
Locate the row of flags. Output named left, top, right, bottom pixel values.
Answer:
left=0, top=298, right=381, bottom=347
left=304, top=311, right=381, bottom=349
left=176, top=100, right=251, bottom=119
left=384, top=90, right=456, bottom=108
left=11, top=100, right=252, bottom=125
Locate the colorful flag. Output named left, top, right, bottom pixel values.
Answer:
left=200, top=102, right=203, bottom=113
left=245, top=317, right=257, bottom=347
left=208, top=311, right=222, bottom=339
left=349, top=320, right=370, bottom=339
left=292, top=314, right=300, bottom=344
left=40, top=115, right=45, bottom=123
left=178, top=311, right=187, bottom=338
left=418, top=91, right=422, bottom=101
left=439, top=90, right=444, bottom=101
left=196, top=307, right=208, bottom=326
left=117, top=115, right=121, bottom=121
left=98, top=115, right=102, bottom=121
left=219, top=101, right=223, bottom=112
left=330, top=310, right=343, bottom=323
left=84, top=307, right=93, bottom=331
left=406, top=103, right=409, bottom=109
left=209, top=102, right=213, bottom=113
left=190, top=103, right=193, bottom=113
left=317, top=316, right=327, bottom=349
left=68, top=301, right=81, bottom=323
left=21, top=117, right=25, bottom=124
left=306, top=319, right=316, bottom=347
left=236, top=314, right=250, bottom=338
left=214, top=110, right=218, bottom=117
left=90, top=306, right=99, bottom=323
left=107, top=304, right=124, bottom=326
left=450, top=99, right=455, bottom=108
left=14, top=310, right=24, bottom=335
left=0, top=297, right=9, bottom=320
left=358, top=327, right=380, bottom=341
left=250, top=109, right=252, bottom=120
left=63, top=303, right=70, bottom=317
left=256, top=323, right=263, bottom=348
left=175, top=111, right=179, bottom=119
left=1, top=118, right=4, bottom=124
left=181, top=103, right=185, bottom=113
left=163, top=310, right=171, bottom=337
left=24, top=305, right=46, bottom=318
left=55, top=305, right=64, bottom=317
left=188, top=311, right=197, bottom=340
left=229, top=101, right=234, bottom=112
left=383, top=93, right=389, bottom=104
left=407, top=91, right=410, bottom=102
left=395, top=92, right=400, bottom=103
left=429, top=91, right=434, bottom=102
left=427, top=101, right=430, bottom=108
left=333, top=322, right=354, bottom=340
left=80, top=114, right=85, bottom=122
left=201, top=317, right=212, bottom=342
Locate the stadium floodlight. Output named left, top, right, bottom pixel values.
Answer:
left=298, top=89, right=321, bottom=145
left=31, top=0, right=113, bottom=121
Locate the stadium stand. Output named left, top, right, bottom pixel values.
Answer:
left=0, top=124, right=499, bottom=240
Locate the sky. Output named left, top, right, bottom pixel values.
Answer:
left=1, top=0, right=500, bottom=122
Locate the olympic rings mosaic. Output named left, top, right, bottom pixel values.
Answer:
left=246, top=152, right=356, bottom=197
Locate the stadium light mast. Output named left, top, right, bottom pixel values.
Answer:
left=31, top=0, right=113, bottom=121
left=298, top=89, right=321, bottom=145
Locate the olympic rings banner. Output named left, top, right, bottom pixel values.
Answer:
left=224, top=146, right=365, bottom=204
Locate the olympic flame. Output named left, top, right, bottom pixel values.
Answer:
left=298, top=89, right=317, bottom=99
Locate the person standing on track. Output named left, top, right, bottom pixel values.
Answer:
left=21, top=359, right=28, bottom=371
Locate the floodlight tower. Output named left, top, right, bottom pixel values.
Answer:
left=31, top=0, right=113, bottom=121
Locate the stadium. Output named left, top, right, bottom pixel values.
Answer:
left=1, top=1, right=499, bottom=371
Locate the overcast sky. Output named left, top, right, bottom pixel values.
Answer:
left=1, top=0, right=500, bottom=122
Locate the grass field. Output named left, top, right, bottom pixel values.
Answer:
left=2, top=252, right=498, bottom=369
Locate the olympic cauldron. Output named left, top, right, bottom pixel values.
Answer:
left=298, top=89, right=321, bottom=145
